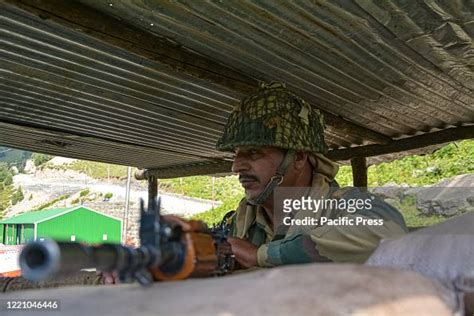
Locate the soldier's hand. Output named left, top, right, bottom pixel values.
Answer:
left=227, top=237, right=258, bottom=268
left=96, top=270, right=119, bottom=285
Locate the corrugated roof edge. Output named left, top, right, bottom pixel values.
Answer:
left=34, top=206, right=122, bottom=225
left=0, top=206, right=122, bottom=224
left=0, top=207, right=77, bottom=224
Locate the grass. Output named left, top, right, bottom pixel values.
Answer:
left=191, top=195, right=244, bottom=226
left=336, top=140, right=473, bottom=187
left=69, top=160, right=128, bottom=179
left=159, top=175, right=243, bottom=201
left=159, top=175, right=244, bottom=226
left=33, top=194, right=71, bottom=211
left=384, top=196, right=447, bottom=228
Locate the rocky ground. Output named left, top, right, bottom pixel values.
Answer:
left=9, top=170, right=219, bottom=218
left=372, top=174, right=474, bottom=217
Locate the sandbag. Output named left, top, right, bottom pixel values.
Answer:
left=366, top=211, right=474, bottom=314
left=0, top=271, right=103, bottom=292
left=2, top=264, right=457, bottom=316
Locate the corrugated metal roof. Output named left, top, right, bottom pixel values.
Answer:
left=0, top=206, right=121, bottom=224
left=81, top=0, right=472, bottom=137
left=0, top=0, right=473, bottom=177
left=0, top=207, right=75, bottom=224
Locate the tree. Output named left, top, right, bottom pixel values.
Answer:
left=3, top=174, right=12, bottom=186
left=0, top=163, right=11, bottom=183
left=31, top=153, right=53, bottom=166
left=12, top=186, right=24, bottom=205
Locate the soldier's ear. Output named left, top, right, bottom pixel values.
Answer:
left=293, top=152, right=308, bottom=171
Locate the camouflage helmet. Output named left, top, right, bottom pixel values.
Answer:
left=216, top=82, right=327, bottom=153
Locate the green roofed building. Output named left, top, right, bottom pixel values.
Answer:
left=0, top=206, right=122, bottom=245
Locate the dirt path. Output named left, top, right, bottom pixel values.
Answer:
left=8, top=169, right=219, bottom=218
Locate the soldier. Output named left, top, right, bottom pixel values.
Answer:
left=216, top=82, right=408, bottom=268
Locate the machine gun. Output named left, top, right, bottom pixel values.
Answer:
left=19, top=198, right=235, bottom=286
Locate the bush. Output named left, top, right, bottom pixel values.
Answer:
left=11, top=186, right=24, bottom=205
left=33, top=194, right=71, bottom=211
left=79, top=189, right=90, bottom=197
left=0, top=185, right=14, bottom=213
left=2, top=173, right=12, bottom=186
left=104, top=192, right=113, bottom=200
left=31, top=153, right=53, bottom=166
left=0, top=163, right=13, bottom=185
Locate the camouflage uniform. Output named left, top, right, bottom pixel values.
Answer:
left=217, top=82, right=408, bottom=266
left=227, top=183, right=407, bottom=266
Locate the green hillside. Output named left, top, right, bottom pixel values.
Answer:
left=0, top=147, right=31, bottom=171
left=68, top=160, right=128, bottom=179
left=0, top=149, right=47, bottom=218
left=335, top=140, right=474, bottom=187
left=0, top=163, right=23, bottom=218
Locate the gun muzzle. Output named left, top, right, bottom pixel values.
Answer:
left=19, top=239, right=62, bottom=282
left=19, top=239, right=123, bottom=282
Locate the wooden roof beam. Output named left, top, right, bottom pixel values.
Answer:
left=327, top=126, right=474, bottom=161
left=140, top=126, right=473, bottom=178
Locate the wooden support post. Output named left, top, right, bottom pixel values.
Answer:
left=123, top=166, right=132, bottom=244
left=351, top=157, right=367, bottom=188
left=148, top=175, right=158, bottom=207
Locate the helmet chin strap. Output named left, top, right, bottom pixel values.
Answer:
left=247, top=150, right=295, bottom=206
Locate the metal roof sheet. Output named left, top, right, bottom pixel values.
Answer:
left=0, top=0, right=473, bottom=177
left=0, top=206, right=122, bottom=224
left=0, top=207, right=75, bottom=224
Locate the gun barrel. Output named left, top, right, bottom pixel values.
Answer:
left=19, top=240, right=128, bottom=282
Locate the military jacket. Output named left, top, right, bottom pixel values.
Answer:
left=227, top=182, right=408, bottom=267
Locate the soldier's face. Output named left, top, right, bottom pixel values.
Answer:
left=232, top=146, right=285, bottom=201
